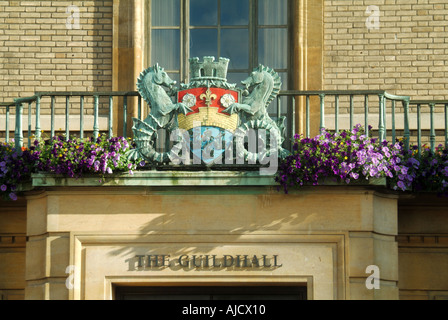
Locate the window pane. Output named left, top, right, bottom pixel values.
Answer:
left=227, top=72, right=250, bottom=87
left=221, top=0, right=249, bottom=26
left=151, top=29, right=180, bottom=70
left=190, top=29, right=218, bottom=58
left=279, top=71, right=288, bottom=90
left=258, top=28, right=288, bottom=69
left=168, top=72, right=181, bottom=86
left=258, top=0, right=288, bottom=25
left=190, top=0, right=218, bottom=26
left=151, top=0, right=180, bottom=27
left=220, top=29, right=249, bottom=69
left=270, top=72, right=288, bottom=114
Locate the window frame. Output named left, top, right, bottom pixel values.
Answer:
left=145, top=0, right=293, bottom=88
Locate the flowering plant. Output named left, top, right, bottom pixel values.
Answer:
left=35, top=135, right=144, bottom=178
left=400, top=144, right=448, bottom=196
left=0, top=135, right=145, bottom=200
left=275, top=124, right=415, bottom=194
left=0, top=142, right=39, bottom=201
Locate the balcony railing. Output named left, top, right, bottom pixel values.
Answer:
left=277, top=90, right=411, bottom=149
left=1, top=90, right=448, bottom=155
left=407, top=100, right=448, bottom=154
left=1, top=92, right=142, bottom=151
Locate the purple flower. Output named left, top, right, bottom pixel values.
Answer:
left=350, top=172, right=359, bottom=180
left=9, top=193, right=17, bottom=201
left=408, top=158, right=420, bottom=168
left=1, top=184, right=7, bottom=192
left=444, top=167, right=448, bottom=177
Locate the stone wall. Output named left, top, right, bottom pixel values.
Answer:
left=398, top=194, right=448, bottom=300
left=22, top=174, right=400, bottom=300
left=2, top=176, right=448, bottom=300
left=0, top=198, right=26, bottom=300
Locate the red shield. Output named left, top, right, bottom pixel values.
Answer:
left=177, top=87, right=240, bottom=132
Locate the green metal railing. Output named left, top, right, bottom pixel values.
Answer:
left=408, top=100, right=448, bottom=153
left=2, top=92, right=142, bottom=151
left=277, top=90, right=411, bottom=149
left=2, top=89, right=448, bottom=155
left=0, top=101, right=15, bottom=143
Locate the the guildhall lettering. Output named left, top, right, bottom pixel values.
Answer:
left=133, top=254, right=282, bottom=270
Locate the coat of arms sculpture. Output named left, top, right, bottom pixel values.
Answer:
left=128, top=56, right=289, bottom=168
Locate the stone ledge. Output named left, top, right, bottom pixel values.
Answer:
left=30, top=171, right=387, bottom=189
left=31, top=171, right=279, bottom=187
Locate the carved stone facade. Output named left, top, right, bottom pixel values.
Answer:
left=1, top=0, right=448, bottom=301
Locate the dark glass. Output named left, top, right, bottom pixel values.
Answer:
left=221, top=0, right=249, bottom=26
left=258, top=28, right=288, bottom=69
left=227, top=72, right=250, bottom=88
left=151, top=29, right=180, bottom=70
left=190, top=29, right=218, bottom=58
left=258, top=0, right=288, bottom=25
left=220, top=29, right=249, bottom=69
left=151, top=0, right=180, bottom=27
left=168, top=72, right=181, bottom=85
left=190, top=0, right=218, bottom=26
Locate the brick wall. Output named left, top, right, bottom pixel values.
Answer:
left=2, top=1, right=447, bottom=103
left=324, top=0, right=448, bottom=100
left=0, top=0, right=113, bottom=104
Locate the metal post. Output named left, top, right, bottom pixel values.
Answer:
left=277, top=96, right=281, bottom=121
left=14, top=102, right=23, bottom=151
left=378, top=94, right=385, bottom=142
left=349, top=95, right=354, bottom=130
left=391, top=100, right=396, bottom=143
left=35, top=96, right=41, bottom=140
left=93, top=95, right=99, bottom=140
left=108, top=95, right=113, bottom=138
left=430, top=103, right=436, bottom=152
left=292, top=96, right=296, bottom=140
left=445, top=103, right=448, bottom=148
left=382, top=96, right=386, bottom=140
left=65, top=96, right=70, bottom=141
left=335, top=95, right=339, bottom=132
left=123, top=96, right=128, bottom=139
left=5, top=106, right=9, bottom=142
left=80, top=96, right=85, bottom=139
left=364, top=95, right=369, bottom=138
left=319, top=94, right=325, bottom=131
left=417, top=104, right=421, bottom=155
left=50, top=96, right=55, bottom=139
left=403, top=100, right=410, bottom=151
left=138, top=96, right=142, bottom=121
left=28, top=103, right=32, bottom=147
left=306, top=95, right=310, bottom=138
